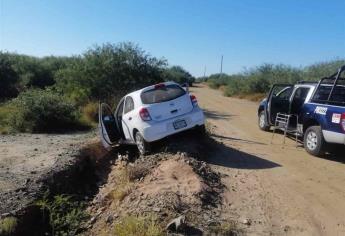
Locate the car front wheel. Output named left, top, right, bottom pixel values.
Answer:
left=304, top=126, right=326, bottom=156
left=135, top=131, right=150, bottom=155
left=258, top=111, right=270, bottom=131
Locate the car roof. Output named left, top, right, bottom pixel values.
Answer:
left=126, top=81, right=180, bottom=98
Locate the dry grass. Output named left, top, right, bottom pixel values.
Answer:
left=233, top=93, right=266, bottom=102
left=209, top=221, right=241, bottom=236
left=81, top=101, right=99, bottom=124
left=0, top=104, right=15, bottom=134
left=113, top=215, right=163, bottom=236
left=127, top=163, right=150, bottom=181
left=0, top=217, right=18, bottom=235
left=107, top=168, right=133, bottom=202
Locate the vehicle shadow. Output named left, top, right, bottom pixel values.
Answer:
left=159, top=130, right=280, bottom=170
left=269, top=130, right=345, bottom=163
left=210, top=133, right=267, bottom=145
left=204, top=139, right=280, bottom=170
left=203, top=109, right=234, bottom=120
left=322, top=146, right=345, bottom=164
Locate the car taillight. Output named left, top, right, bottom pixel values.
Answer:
left=341, top=113, right=345, bottom=132
left=139, top=108, right=151, bottom=121
left=190, top=94, right=198, bottom=107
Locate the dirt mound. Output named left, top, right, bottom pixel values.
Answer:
left=85, top=150, right=224, bottom=235
left=138, top=157, right=206, bottom=205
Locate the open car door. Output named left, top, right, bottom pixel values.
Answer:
left=267, top=84, right=293, bottom=125
left=98, top=103, right=121, bottom=150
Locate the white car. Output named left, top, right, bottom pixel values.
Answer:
left=98, top=81, right=205, bottom=154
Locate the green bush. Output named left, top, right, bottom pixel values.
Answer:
left=0, top=54, right=19, bottom=100
left=8, top=89, right=89, bottom=133
left=0, top=103, right=15, bottom=134
left=36, top=194, right=89, bottom=236
left=0, top=217, right=18, bottom=235
left=55, top=42, right=167, bottom=102
left=206, top=60, right=345, bottom=98
left=163, top=65, right=195, bottom=85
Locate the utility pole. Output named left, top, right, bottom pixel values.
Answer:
left=203, top=65, right=206, bottom=78
left=220, top=55, right=223, bottom=74
left=219, top=55, right=223, bottom=79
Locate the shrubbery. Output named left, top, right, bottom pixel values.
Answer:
left=1, top=42, right=192, bottom=133
left=8, top=89, right=87, bottom=133
left=1, top=42, right=343, bottom=133
left=205, top=60, right=345, bottom=98
left=36, top=194, right=89, bottom=236
left=54, top=42, right=167, bottom=103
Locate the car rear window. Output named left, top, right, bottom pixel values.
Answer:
left=141, top=84, right=186, bottom=104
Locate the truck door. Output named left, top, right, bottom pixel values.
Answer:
left=267, top=84, right=293, bottom=125
left=98, top=103, right=121, bottom=150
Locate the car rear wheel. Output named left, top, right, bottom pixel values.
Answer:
left=135, top=131, right=150, bottom=155
left=304, top=126, right=326, bottom=156
left=258, top=111, right=270, bottom=131
left=195, top=124, right=206, bottom=136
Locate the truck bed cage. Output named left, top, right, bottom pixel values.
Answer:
left=310, top=65, right=345, bottom=106
left=296, top=81, right=318, bottom=84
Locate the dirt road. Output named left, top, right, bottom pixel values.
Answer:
left=192, top=84, right=345, bottom=236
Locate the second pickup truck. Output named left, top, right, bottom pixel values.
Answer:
left=258, top=65, right=345, bottom=156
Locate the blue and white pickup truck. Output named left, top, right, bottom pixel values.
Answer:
left=258, top=65, right=345, bottom=156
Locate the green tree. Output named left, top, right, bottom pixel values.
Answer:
left=163, top=66, right=195, bottom=85
left=55, top=42, right=167, bottom=103
left=0, top=54, right=19, bottom=100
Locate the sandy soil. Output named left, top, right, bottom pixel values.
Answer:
left=192, top=84, right=345, bottom=236
left=0, top=131, right=95, bottom=215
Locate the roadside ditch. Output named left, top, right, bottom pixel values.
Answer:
left=2, top=129, right=241, bottom=236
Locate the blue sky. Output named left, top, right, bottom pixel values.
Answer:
left=0, top=0, right=344, bottom=76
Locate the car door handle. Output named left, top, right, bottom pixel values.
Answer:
left=128, top=117, right=132, bottom=121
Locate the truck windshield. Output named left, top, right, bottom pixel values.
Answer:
left=141, top=84, right=186, bottom=104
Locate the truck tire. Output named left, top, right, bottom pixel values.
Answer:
left=258, top=111, right=270, bottom=131
left=304, top=126, right=326, bottom=156
left=135, top=131, right=150, bottom=155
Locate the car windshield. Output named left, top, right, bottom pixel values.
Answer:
left=141, top=84, right=186, bottom=104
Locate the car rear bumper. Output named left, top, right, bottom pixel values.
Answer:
left=323, top=130, right=345, bottom=145
left=141, top=107, right=205, bottom=142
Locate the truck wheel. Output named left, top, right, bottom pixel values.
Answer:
left=304, top=126, right=326, bottom=156
left=258, top=111, right=270, bottom=131
left=135, top=132, right=150, bottom=155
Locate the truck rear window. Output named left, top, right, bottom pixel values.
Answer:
left=141, top=84, right=186, bottom=104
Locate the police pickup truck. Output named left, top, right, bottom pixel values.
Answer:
left=258, top=65, right=345, bottom=156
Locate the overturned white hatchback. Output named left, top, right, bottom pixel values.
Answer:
left=99, top=81, right=205, bottom=154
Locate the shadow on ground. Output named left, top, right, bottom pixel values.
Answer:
left=210, top=133, right=267, bottom=145
left=156, top=130, right=281, bottom=170
left=269, top=129, right=345, bottom=164
left=203, top=109, right=234, bottom=120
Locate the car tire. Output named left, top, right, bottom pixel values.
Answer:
left=135, top=131, right=150, bottom=155
left=304, top=126, right=326, bottom=157
left=258, top=111, right=270, bottom=131
left=195, top=124, right=206, bottom=136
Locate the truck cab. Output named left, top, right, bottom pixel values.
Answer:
left=258, top=82, right=317, bottom=132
